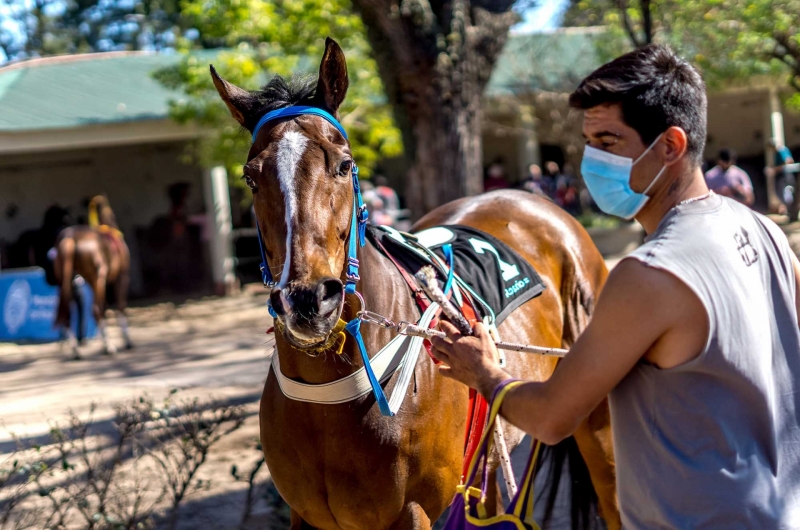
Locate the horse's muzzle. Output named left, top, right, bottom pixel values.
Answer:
left=270, top=278, right=344, bottom=347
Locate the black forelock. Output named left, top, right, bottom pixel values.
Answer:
left=244, top=74, right=318, bottom=130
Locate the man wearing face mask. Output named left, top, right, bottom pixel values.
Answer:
left=431, top=44, right=800, bottom=528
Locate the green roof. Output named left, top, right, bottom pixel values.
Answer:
left=0, top=52, right=187, bottom=132
left=486, top=27, right=604, bottom=97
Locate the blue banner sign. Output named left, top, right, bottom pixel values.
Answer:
left=0, top=268, right=96, bottom=343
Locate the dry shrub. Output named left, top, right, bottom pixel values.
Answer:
left=0, top=392, right=245, bottom=530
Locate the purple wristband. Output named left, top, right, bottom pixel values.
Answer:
left=490, top=378, right=522, bottom=404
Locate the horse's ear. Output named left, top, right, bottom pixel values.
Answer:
left=210, top=65, right=255, bottom=129
left=315, top=37, right=349, bottom=116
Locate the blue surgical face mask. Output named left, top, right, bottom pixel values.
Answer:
left=580, top=134, right=666, bottom=220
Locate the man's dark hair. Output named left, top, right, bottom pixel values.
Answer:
left=719, top=148, right=735, bottom=163
left=569, top=44, right=707, bottom=165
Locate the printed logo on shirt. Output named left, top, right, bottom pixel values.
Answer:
left=734, top=227, right=759, bottom=266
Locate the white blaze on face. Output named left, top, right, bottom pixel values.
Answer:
left=276, top=130, right=309, bottom=287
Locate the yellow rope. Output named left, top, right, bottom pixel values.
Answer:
left=87, top=198, right=99, bottom=228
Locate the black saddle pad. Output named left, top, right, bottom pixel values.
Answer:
left=368, top=225, right=545, bottom=324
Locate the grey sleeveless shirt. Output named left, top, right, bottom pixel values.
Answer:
left=613, top=194, right=800, bottom=529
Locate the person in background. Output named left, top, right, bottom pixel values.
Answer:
left=374, top=175, right=400, bottom=217
left=518, top=164, right=550, bottom=198
left=704, top=148, right=754, bottom=206
left=361, top=181, right=394, bottom=226
left=484, top=158, right=509, bottom=191
left=555, top=175, right=582, bottom=216
left=768, top=138, right=796, bottom=208
left=543, top=161, right=561, bottom=197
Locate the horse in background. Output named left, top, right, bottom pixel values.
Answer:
left=212, top=38, right=619, bottom=529
left=53, top=195, right=132, bottom=358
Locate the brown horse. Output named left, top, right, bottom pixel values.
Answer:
left=212, top=38, right=618, bottom=529
left=53, top=196, right=132, bottom=358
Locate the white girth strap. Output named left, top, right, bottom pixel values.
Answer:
left=269, top=303, right=439, bottom=411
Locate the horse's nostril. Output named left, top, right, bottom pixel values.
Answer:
left=316, top=278, right=344, bottom=315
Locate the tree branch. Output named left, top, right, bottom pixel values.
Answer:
left=616, top=0, right=643, bottom=48
left=641, top=0, right=653, bottom=45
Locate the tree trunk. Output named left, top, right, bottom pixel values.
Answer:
left=351, top=0, right=518, bottom=218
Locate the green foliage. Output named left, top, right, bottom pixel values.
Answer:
left=577, top=211, right=620, bottom=229
left=563, top=0, right=800, bottom=101
left=155, top=0, right=402, bottom=188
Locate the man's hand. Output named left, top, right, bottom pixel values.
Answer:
left=430, top=321, right=509, bottom=396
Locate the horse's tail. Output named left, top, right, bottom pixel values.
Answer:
left=533, top=248, right=604, bottom=529
left=54, top=236, right=76, bottom=329
left=536, top=437, right=599, bottom=530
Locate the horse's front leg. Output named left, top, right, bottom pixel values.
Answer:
left=388, top=502, right=431, bottom=530
left=114, top=273, right=133, bottom=350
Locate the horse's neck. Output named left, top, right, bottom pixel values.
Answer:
left=274, top=240, right=420, bottom=384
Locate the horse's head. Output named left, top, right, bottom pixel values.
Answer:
left=88, top=195, right=118, bottom=228
left=212, top=38, right=357, bottom=350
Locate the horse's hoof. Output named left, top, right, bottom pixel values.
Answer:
left=71, top=352, right=82, bottom=361
left=124, top=341, right=134, bottom=351
left=104, top=346, right=118, bottom=355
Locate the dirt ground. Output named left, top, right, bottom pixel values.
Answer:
left=0, top=285, right=279, bottom=529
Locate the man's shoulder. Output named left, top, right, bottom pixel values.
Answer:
left=704, top=165, right=721, bottom=178
left=605, top=257, right=701, bottom=317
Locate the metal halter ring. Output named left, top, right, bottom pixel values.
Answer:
left=351, top=290, right=366, bottom=315
left=358, top=310, right=397, bottom=330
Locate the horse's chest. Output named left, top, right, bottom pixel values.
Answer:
left=260, top=379, right=410, bottom=528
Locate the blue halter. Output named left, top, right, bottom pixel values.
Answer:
left=253, top=106, right=392, bottom=416
left=252, top=106, right=368, bottom=296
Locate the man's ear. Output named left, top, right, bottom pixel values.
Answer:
left=210, top=65, right=258, bottom=130
left=315, top=37, right=349, bottom=117
left=663, top=126, right=689, bottom=164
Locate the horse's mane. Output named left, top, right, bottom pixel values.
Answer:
left=252, top=75, right=318, bottom=118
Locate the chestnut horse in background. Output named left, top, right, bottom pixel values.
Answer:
left=212, top=38, right=619, bottom=529
left=53, top=195, right=132, bottom=358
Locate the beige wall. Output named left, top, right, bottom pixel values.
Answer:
left=484, top=87, right=800, bottom=183
left=704, top=90, right=770, bottom=159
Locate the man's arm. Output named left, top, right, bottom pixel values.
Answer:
left=733, top=171, right=755, bottom=205
left=431, top=258, right=708, bottom=445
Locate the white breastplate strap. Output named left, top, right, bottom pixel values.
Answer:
left=269, top=303, right=439, bottom=410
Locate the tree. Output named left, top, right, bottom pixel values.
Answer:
left=563, top=0, right=653, bottom=49
left=159, top=0, right=532, bottom=215
left=0, top=0, right=190, bottom=63
left=154, top=0, right=402, bottom=186
left=350, top=0, right=532, bottom=216
left=563, top=0, right=800, bottom=97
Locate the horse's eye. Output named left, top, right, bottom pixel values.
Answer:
left=242, top=174, right=258, bottom=193
left=338, top=160, right=352, bottom=176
